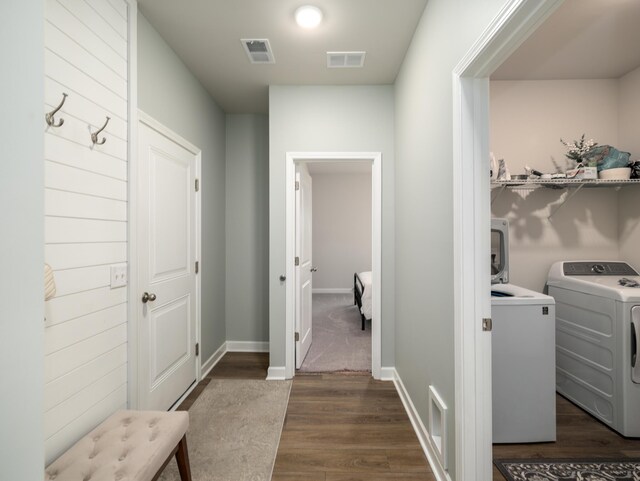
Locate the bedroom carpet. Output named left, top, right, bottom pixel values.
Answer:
left=299, top=293, right=371, bottom=373
left=158, top=379, right=291, bottom=481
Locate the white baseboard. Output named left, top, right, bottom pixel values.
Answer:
left=312, top=288, right=352, bottom=294
left=200, top=341, right=227, bottom=378
left=226, top=341, right=269, bottom=352
left=266, top=366, right=287, bottom=380
left=392, top=369, right=451, bottom=481
left=379, top=366, right=395, bottom=381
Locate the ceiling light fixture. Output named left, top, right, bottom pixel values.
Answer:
left=295, top=5, right=323, bottom=29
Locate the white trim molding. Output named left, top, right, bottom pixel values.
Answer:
left=392, top=369, right=451, bottom=481
left=226, top=341, right=269, bottom=352
left=201, top=341, right=268, bottom=379
left=126, top=0, right=138, bottom=409
left=312, top=288, right=352, bottom=295
left=137, top=111, right=201, bottom=154
left=266, top=366, right=287, bottom=381
left=451, top=1, right=562, bottom=479
left=200, top=342, right=227, bottom=379
left=379, top=367, right=396, bottom=381
left=285, top=152, right=382, bottom=380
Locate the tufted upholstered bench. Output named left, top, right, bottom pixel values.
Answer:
left=44, top=410, right=191, bottom=481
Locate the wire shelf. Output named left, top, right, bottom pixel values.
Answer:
left=490, top=178, right=640, bottom=218
left=491, top=178, right=640, bottom=189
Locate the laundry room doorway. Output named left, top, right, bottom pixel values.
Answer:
left=284, top=152, right=382, bottom=380
left=455, top=0, right=640, bottom=478
left=485, top=1, right=640, bottom=479
left=451, top=0, right=562, bottom=478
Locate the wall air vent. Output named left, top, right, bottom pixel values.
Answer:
left=241, top=39, right=275, bottom=64
left=327, top=51, right=366, bottom=68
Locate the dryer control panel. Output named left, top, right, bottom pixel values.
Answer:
left=563, top=262, right=639, bottom=276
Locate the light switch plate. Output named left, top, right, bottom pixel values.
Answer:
left=110, top=263, right=127, bottom=288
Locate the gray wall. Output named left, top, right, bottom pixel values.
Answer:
left=618, top=66, right=640, bottom=160
left=137, top=12, right=227, bottom=360
left=491, top=73, right=640, bottom=291
left=269, top=85, right=395, bottom=368
left=225, top=114, right=269, bottom=342
left=0, top=0, right=45, bottom=477
left=491, top=79, right=621, bottom=291
left=618, top=66, right=640, bottom=274
left=312, top=172, right=372, bottom=290
left=394, top=0, right=507, bottom=477
left=491, top=79, right=620, bottom=175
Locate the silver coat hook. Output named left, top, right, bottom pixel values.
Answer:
left=91, top=116, right=110, bottom=145
left=45, top=93, right=68, bottom=127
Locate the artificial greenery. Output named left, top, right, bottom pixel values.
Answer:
left=560, top=134, right=597, bottom=164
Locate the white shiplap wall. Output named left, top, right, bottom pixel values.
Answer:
left=44, top=0, right=129, bottom=464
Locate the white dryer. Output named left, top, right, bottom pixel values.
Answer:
left=548, top=261, right=640, bottom=437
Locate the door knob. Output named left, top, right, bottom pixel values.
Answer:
left=311, top=267, right=318, bottom=272
left=142, top=292, right=157, bottom=303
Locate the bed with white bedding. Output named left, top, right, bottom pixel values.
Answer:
left=353, top=271, right=372, bottom=330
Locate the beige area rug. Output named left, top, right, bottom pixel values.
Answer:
left=299, top=293, right=372, bottom=373
left=159, top=379, right=291, bottom=481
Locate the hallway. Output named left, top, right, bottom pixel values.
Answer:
left=272, top=372, right=434, bottom=480
left=178, top=353, right=434, bottom=480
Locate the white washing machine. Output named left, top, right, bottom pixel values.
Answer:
left=548, top=261, right=640, bottom=437
left=491, top=284, right=557, bottom=443
left=491, top=219, right=557, bottom=443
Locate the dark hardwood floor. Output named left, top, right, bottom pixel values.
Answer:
left=493, top=394, right=640, bottom=480
left=176, top=352, right=269, bottom=411
left=176, top=352, right=640, bottom=480
left=271, top=373, right=435, bottom=481
left=177, top=353, right=434, bottom=480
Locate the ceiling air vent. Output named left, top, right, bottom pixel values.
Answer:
left=327, top=51, right=366, bottom=68
left=241, top=39, right=275, bottom=64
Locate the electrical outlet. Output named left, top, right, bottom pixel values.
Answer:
left=110, top=263, right=127, bottom=288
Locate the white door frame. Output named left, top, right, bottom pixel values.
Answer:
left=285, top=152, right=382, bottom=379
left=452, top=1, right=562, bottom=479
left=126, top=0, right=139, bottom=410
left=129, top=110, right=202, bottom=409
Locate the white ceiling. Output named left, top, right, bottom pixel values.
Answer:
left=138, top=0, right=428, bottom=113
left=492, top=0, right=640, bottom=80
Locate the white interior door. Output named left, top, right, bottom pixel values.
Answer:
left=138, top=119, right=198, bottom=410
left=295, top=164, right=313, bottom=368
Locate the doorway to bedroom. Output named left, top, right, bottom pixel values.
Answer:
left=284, top=151, right=382, bottom=379
left=296, top=161, right=373, bottom=373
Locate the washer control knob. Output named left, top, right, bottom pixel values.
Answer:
left=591, top=264, right=606, bottom=274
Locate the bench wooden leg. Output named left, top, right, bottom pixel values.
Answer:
left=175, top=435, right=192, bottom=481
